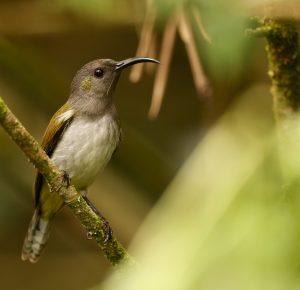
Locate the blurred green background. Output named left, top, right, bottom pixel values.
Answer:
left=1, top=0, right=299, bottom=290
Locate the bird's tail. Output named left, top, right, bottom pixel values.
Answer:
left=21, top=208, right=51, bottom=263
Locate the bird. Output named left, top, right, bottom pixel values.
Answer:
left=21, top=57, right=159, bottom=263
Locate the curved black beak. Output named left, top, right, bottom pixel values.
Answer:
left=115, top=57, right=160, bottom=71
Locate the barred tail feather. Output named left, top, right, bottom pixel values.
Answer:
left=21, top=209, right=51, bottom=263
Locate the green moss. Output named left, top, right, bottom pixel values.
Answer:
left=67, top=195, right=134, bottom=266
left=80, top=77, right=92, bottom=92
left=249, top=19, right=300, bottom=123
left=262, top=19, right=300, bottom=121
left=0, top=97, right=8, bottom=119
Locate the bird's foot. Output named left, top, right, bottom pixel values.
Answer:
left=82, top=195, right=113, bottom=243
left=61, top=170, right=71, bottom=187
left=48, top=170, right=71, bottom=193
left=101, top=216, right=113, bottom=244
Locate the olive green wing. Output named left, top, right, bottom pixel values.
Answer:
left=34, top=104, right=74, bottom=206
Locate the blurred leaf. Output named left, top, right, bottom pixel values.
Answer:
left=95, top=86, right=300, bottom=290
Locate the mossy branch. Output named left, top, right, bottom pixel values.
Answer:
left=0, top=96, right=134, bottom=267
left=248, top=18, right=300, bottom=201
left=248, top=18, right=300, bottom=131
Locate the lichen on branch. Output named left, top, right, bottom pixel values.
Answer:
left=0, top=96, right=134, bottom=267
left=248, top=18, right=300, bottom=128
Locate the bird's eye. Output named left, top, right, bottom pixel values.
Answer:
left=94, top=68, right=104, bottom=78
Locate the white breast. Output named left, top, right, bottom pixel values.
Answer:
left=51, top=114, right=120, bottom=189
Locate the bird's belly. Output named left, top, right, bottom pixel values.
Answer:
left=51, top=115, right=120, bottom=189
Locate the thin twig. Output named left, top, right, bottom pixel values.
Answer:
left=129, top=1, right=156, bottom=83
left=145, top=31, right=157, bottom=75
left=0, top=96, right=134, bottom=267
left=178, top=9, right=212, bottom=98
left=149, top=12, right=177, bottom=119
left=191, top=6, right=212, bottom=44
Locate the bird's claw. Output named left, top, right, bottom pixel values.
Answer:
left=48, top=170, right=71, bottom=193
left=82, top=195, right=113, bottom=243
left=62, top=170, right=71, bottom=187
left=101, top=217, right=113, bottom=244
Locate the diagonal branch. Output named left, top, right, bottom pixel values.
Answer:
left=0, top=96, right=134, bottom=267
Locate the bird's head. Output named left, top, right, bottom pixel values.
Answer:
left=68, top=57, right=159, bottom=116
